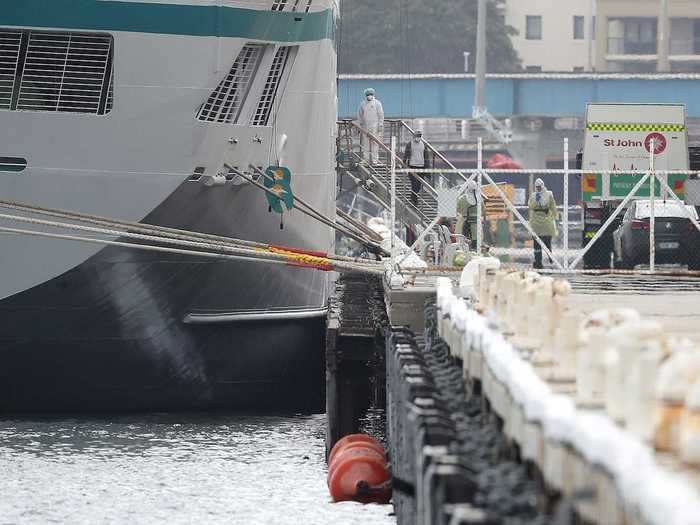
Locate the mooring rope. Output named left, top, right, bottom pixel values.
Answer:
left=0, top=199, right=383, bottom=268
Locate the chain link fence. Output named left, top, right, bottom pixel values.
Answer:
left=390, top=140, right=700, bottom=273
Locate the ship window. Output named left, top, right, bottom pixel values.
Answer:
left=251, top=46, right=296, bottom=127
left=0, top=30, right=22, bottom=110
left=291, top=0, right=302, bottom=11
left=197, top=44, right=264, bottom=124
left=0, top=157, right=27, bottom=173
left=305, top=0, right=313, bottom=12
left=271, top=0, right=288, bottom=11
left=10, top=30, right=115, bottom=115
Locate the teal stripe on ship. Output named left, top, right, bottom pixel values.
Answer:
left=0, top=0, right=334, bottom=41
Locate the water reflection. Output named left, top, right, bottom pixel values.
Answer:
left=0, top=414, right=395, bottom=524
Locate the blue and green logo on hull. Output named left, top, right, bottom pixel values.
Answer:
left=264, top=166, right=294, bottom=215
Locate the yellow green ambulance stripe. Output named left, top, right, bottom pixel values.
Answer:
left=587, top=123, right=686, bottom=132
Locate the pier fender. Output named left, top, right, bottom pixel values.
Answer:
left=328, top=434, right=383, bottom=465
left=327, top=443, right=386, bottom=483
left=327, top=434, right=391, bottom=504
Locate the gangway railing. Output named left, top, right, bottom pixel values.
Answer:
left=337, top=120, right=440, bottom=228
left=394, top=119, right=474, bottom=187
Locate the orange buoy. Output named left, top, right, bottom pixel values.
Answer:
left=327, top=434, right=391, bottom=504
left=328, top=447, right=392, bottom=503
left=328, top=433, right=383, bottom=465
left=327, top=443, right=386, bottom=484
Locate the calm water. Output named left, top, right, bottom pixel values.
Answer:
left=0, top=414, right=395, bottom=525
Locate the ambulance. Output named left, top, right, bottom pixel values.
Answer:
left=578, top=103, right=694, bottom=269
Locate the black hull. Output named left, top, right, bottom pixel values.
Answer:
left=0, top=181, right=330, bottom=413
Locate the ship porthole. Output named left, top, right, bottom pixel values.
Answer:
left=0, top=157, right=27, bottom=173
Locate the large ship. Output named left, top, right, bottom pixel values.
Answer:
left=0, top=0, right=338, bottom=412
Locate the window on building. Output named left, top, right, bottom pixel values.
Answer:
left=607, top=60, right=657, bottom=73
left=670, top=18, right=700, bottom=55
left=574, top=16, right=585, bottom=40
left=526, top=65, right=542, bottom=73
left=573, top=66, right=584, bottom=72
left=526, top=16, right=542, bottom=40
left=592, top=16, right=596, bottom=39
left=608, top=18, right=657, bottom=55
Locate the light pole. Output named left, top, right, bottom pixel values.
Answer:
left=473, top=0, right=487, bottom=118
left=587, top=0, right=595, bottom=72
left=658, top=0, right=670, bottom=72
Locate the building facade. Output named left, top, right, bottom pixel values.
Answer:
left=503, top=0, right=596, bottom=72
left=596, top=0, right=700, bottom=72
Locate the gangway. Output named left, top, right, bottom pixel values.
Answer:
left=336, top=118, right=478, bottom=233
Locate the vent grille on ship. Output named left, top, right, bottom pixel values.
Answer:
left=18, top=31, right=113, bottom=114
left=197, top=44, right=263, bottom=124
left=271, top=0, right=288, bottom=11
left=272, top=0, right=311, bottom=12
left=0, top=30, right=22, bottom=110
left=0, top=29, right=114, bottom=115
left=251, top=47, right=291, bottom=127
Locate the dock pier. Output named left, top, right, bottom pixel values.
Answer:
left=325, top=273, right=387, bottom=456
left=326, top=269, right=700, bottom=524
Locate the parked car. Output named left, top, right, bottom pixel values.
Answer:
left=613, top=199, right=700, bottom=269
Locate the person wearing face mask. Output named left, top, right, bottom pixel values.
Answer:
left=528, top=178, right=558, bottom=269
left=403, top=129, right=433, bottom=206
left=357, top=88, right=384, bottom=164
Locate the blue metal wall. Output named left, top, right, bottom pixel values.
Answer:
left=338, top=77, right=700, bottom=118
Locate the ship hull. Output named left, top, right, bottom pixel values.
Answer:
left=0, top=180, right=329, bottom=413
left=0, top=1, right=338, bottom=412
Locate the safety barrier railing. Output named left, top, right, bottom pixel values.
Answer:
left=386, top=138, right=700, bottom=274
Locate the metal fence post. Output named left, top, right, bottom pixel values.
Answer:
left=390, top=136, right=397, bottom=271
left=650, top=139, right=656, bottom=273
left=563, top=138, right=570, bottom=270
left=477, top=138, right=483, bottom=254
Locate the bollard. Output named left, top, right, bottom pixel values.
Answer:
left=603, top=320, right=662, bottom=424
left=493, top=271, right=508, bottom=322
left=502, top=272, right=523, bottom=334
left=655, top=345, right=700, bottom=453
left=625, top=338, right=674, bottom=443
left=480, top=268, right=498, bottom=313
left=576, top=308, right=640, bottom=408
left=513, top=272, right=540, bottom=342
left=680, top=378, right=700, bottom=465
left=503, top=272, right=523, bottom=336
left=521, top=277, right=543, bottom=347
left=530, top=277, right=554, bottom=363
left=461, top=256, right=500, bottom=300
left=486, top=269, right=503, bottom=314
left=547, top=308, right=582, bottom=382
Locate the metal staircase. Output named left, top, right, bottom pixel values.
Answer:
left=337, top=119, right=478, bottom=233
left=337, top=120, right=438, bottom=229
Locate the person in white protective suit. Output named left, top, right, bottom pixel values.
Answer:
left=357, top=88, right=384, bottom=164
left=457, top=179, right=482, bottom=250
left=528, top=177, right=558, bottom=269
